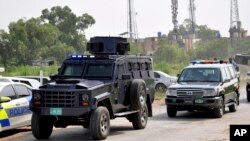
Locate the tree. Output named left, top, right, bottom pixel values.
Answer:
left=0, top=30, right=11, bottom=65
left=41, top=6, right=95, bottom=52
left=194, top=38, right=229, bottom=59
left=0, top=6, right=95, bottom=66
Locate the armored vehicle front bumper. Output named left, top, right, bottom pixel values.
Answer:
left=31, top=107, right=92, bottom=116
left=165, top=96, right=221, bottom=111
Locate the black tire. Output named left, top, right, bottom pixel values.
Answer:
left=130, top=79, right=146, bottom=110
left=247, top=92, right=250, bottom=102
left=155, top=83, right=167, bottom=92
left=89, top=107, right=110, bottom=140
left=131, top=104, right=148, bottom=129
left=31, top=113, right=53, bottom=139
left=229, top=96, right=238, bottom=112
left=213, top=97, right=224, bottom=118
left=167, top=106, right=177, bottom=117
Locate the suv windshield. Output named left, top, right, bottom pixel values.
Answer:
left=178, top=68, right=221, bottom=82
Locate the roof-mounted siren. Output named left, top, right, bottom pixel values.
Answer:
left=87, top=36, right=130, bottom=55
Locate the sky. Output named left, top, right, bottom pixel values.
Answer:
left=0, top=0, right=249, bottom=39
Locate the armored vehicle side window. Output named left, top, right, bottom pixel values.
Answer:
left=62, top=64, right=84, bottom=76
left=85, top=63, right=113, bottom=78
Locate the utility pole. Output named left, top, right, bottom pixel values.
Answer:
left=189, top=0, right=196, bottom=35
left=185, top=0, right=196, bottom=50
left=127, top=0, right=138, bottom=43
left=229, top=0, right=241, bottom=48
left=172, top=0, right=178, bottom=33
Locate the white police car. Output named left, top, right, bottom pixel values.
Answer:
left=0, top=82, right=32, bottom=132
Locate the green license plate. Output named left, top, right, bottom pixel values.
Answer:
left=194, top=99, right=204, bottom=104
left=50, top=108, right=62, bottom=115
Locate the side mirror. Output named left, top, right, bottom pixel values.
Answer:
left=177, top=74, right=180, bottom=77
left=0, top=96, right=11, bottom=103
left=122, top=74, right=131, bottom=80
left=49, top=74, right=58, bottom=81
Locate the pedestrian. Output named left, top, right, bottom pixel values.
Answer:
left=229, top=57, right=239, bottom=71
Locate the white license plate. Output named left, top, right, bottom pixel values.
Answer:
left=194, top=99, right=204, bottom=104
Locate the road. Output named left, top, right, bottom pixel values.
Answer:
left=1, top=87, right=249, bottom=141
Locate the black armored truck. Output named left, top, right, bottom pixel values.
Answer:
left=30, top=37, right=155, bottom=140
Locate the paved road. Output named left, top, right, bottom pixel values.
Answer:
left=1, top=87, right=249, bottom=141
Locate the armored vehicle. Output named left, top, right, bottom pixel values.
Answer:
left=166, top=61, right=240, bottom=118
left=30, top=37, right=155, bottom=140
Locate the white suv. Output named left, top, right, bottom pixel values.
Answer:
left=0, top=77, right=40, bottom=89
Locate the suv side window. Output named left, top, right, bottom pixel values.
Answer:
left=225, top=67, right=233, bottom=79
left=221, top=68, right=231, bottom=81
left=154, top=72, right=160, bottom=78
left=228, top=66, right=236, bottom=79
left=13, top=84, right=31, bottom=97
left=1, top=85, right=17, bottom=99
left=20, top=80, right=32, bottom=87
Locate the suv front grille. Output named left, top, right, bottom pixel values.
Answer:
left=42, top=91, right=76, bottom=107
left=177, top=89, right=203, bottom=98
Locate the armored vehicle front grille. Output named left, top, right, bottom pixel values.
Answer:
left=177, top=89, right=203, bottom=98
left=42, top=91, right=76, bottom=107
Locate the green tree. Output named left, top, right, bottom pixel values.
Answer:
left=41, top=6, right=95, bottom=52
left=0, top=30, right=11, bottom=65
left=194, top=38, right=229, bottom=60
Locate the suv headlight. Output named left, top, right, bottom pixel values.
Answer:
left=166, top=89, right=177, bottom=96
left=203, top=89, right=217, bottom=97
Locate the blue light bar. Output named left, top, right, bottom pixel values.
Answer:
left=71, top=54, right=84, bottom=59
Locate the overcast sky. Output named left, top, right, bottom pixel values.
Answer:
left=0, top=0, right=249, bottom=39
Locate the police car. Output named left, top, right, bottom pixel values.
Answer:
left=0, top=82, right=32, bottom=132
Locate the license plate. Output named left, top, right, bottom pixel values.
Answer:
left=50, top=108, right=62, bottom=115
left=194, top=99, right=204, bottom=104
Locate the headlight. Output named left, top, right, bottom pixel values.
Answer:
left=203, top=89, right=217, bottom=97
left=166, top=89, right=177, bottom=96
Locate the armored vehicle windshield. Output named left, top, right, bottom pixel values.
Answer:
left=60, top=59, right=114, bottom=79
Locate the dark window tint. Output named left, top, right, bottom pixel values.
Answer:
left=1, top=85, right=17, bottom=99
left=20, top=80, right=32, bottom=87
left=62, top=64, right=84, bottom=76
left=154, top=72, right=160, bottom=78
left=85, top=64, right=113, bottom=78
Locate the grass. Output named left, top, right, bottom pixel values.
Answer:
left=1, top=65, right=58, bottom=77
